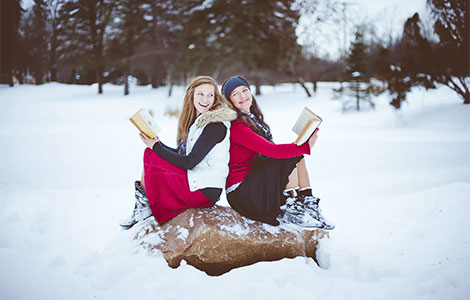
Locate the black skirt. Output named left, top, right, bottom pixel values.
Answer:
left=227, top=155, right=303, bottom=226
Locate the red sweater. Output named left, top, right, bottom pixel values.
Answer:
left=226, top=120, right=311, bottom=188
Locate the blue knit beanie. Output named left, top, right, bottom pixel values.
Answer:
left=222, top=76, right=250, bottom=100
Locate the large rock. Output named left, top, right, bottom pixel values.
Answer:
left=134, top=205, right=329, bottom=276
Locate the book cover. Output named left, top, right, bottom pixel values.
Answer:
left=129, top=108, right=161, bottom=139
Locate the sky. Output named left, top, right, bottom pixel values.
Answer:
left=354, top=0, right=426, bottom=17
left=297, top=0, right=428, bottom=58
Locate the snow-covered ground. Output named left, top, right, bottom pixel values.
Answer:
left=1, top=81, right=469, bottom=300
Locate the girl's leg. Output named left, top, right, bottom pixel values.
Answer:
left=282, top=158, right=323, bottom=228
left=285, top=167, right=298, bottom=190
left=285, top=158, right=310, bottom=190
left=296, top=158, right=311, bottom=188
left=295, top=158, right=335, bottom=229
left=140, top=169, right=146, bottom=190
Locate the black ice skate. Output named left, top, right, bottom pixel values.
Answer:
left=282, top=197, right=323, bottom=228
left=300, top=195, right=335, bottom=230
left=119, top=181, right=152, bottom=229
left=281, top=188, right=297, bottom=207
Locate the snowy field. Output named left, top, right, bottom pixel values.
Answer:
left=1, top=81, right=469, bottom=300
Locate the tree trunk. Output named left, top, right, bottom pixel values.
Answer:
left=17, top=70, right=24, bottom=84
left=97, top=70, right=103, bottom=94
left=356, top=84, right=360, bottom=110
left=124, top=74, right=129, bottom=96
left=50, top=36, right=57, bottom=81
left=289, top=62, right=311, bottom=97
left=443, top=76, right=469, bottom=104
left=95, top=55, right=104, bottom=94
left=297, top=77, right=312, bottom=97
left=96, top=56, right=104, bottom=94
left=252, top=74, right=262, bottom=96
left=167, top=73, right=173, bottom=97
left=35, top=71, right=44, bottom=85
left=255, top=84, right=261, bottom=95
left=150, top=72, right=157, bottom=88
left=50, top=68, right=57, bottom=82
left=313, top=81, right=318, bottom=93
left=124, top=57, right=130, bottom=96
left=9, top=70, right=14, bottom=87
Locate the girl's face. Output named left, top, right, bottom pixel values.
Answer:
left=229, top=85, right=252, bottom=112
left=193, top=83, right=215, bottom=115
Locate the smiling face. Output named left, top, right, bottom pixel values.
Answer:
left=193, top=83, right=215, bottom=115
left=229, top=85, right=252, bottom=112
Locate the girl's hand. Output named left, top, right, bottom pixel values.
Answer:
left=139, top=132, right=159, bottom=148
left=308, top=128, right=319, bottom=148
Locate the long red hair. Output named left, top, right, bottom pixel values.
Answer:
left=177, top=76, right=233, bottom=144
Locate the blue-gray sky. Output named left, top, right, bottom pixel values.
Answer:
left=297, top=0, right=428, bottom=58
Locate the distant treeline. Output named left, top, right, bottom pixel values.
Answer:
left=1, top=0, right=468, bottom=106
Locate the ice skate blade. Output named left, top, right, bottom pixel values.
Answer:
left=321, top=223, right=335, bottom=230
left=119, top=220, right=137, bottom=230
left=278, top=217, right=324, bottom=230
left=119, top=214, right=152, bottom=230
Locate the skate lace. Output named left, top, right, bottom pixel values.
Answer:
left=301, top=196, right=324, bottom=220
left=302, top=195, right=319, bottom=206
left=299, top=195, right=334, bottom=229
left=286, top=200, right=304, bottom=213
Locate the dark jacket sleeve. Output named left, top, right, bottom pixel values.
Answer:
left=160, top=143, right=178, bottom=153
left=152, top=122, right=227, bottom=170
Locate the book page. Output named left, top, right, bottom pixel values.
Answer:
left=292, top=107, right=321, bottom=135
left=130, top=108, right=161, bottom=138
left=139, top=109, right=161, bottom=136
left=295, top=119, right=320, bottom=145
left=292, top=107, right=322, bottom=145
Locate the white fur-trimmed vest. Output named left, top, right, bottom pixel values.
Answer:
left=186, top=107, right=237, bottom=192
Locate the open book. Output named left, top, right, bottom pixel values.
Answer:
left=130, top=108, right=161, bottom=139
left=292, top=107, right=322, bottom=145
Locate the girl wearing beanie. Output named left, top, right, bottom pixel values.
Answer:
left=222, top=75, right=334, bottom=229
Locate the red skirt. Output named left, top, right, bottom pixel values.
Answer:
left=143, top=148, right=214, bottom=224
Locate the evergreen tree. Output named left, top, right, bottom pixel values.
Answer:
left=47, top=0, right=65, bottom=82
left=397, top=1, right=469, bottom=104
left=1, top=0, right=23, bottom=86
left=370, top=13, right=436, bottom=110
left=176, top=0, right=300, bottom=95
left=22, top=0, right=49, bottom=84
left=57, top=0, right=115, bottom=93
left=374, top=46, right=412, bottom=109
left=427, top=0, right=469, bottom=104
left=341, top=29, right=375, bottom=111
left=109, top=0, right=148, bottom=95
left=142, top=0, right=189, bottom=92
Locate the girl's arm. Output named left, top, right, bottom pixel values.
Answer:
left=152, top=122, right=226, bottom=169
left=231, top=121, right=310, bottom=158
left=159, top=143, right=178, bottom=153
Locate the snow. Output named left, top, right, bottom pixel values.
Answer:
left=218, top=223, right=251, bottom=236
left=1, top=81, right=469, bottom=299
left=176, top=227, right=189, bottom=241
